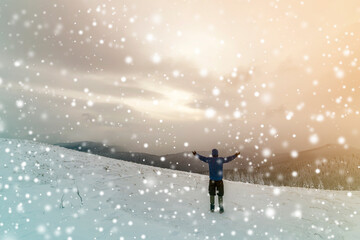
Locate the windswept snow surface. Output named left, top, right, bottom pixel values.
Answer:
left=1, top=139, right=360, bottom=240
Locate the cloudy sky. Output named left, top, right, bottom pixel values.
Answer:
left=0, top=0, right=360, bottom=155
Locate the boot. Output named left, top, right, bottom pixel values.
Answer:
left=210, top=195, right=215, bottom=212
left=218, top=196, right=224, bottom=214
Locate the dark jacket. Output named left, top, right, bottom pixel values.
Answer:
left=196, top=149, right=238, bottom=181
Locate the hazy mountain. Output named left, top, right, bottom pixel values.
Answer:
left=223, top=144, right=360, bottom=190
left=56, top=141, right=360, bottom=190
left=55, top=141, right=214, bottom=173
left=55, top=141, right=128, bottom=153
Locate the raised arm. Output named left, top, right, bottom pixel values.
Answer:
left=223, top=152, right=240, bottom=163
left=192, top=151, right=209, bottom=163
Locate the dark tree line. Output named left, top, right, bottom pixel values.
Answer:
left=218, top=154, right=360, bottom=190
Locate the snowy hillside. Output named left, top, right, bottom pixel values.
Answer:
left=1, top=139, right=360, bottom=240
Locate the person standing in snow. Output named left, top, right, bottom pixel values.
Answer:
left=192, top=149, right=240, bottom=213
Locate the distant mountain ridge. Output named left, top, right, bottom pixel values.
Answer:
left=223, top=144, right=360, bottom=190
left=55, top=141, right=128, bottom=153
left=56, top=141, right=360, bottom=190
left=55, top=141, right=213, bottom=173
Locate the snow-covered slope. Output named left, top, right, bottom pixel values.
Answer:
left=1, top=139, right=360, bottom=240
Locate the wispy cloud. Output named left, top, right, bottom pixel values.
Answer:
left=1, top=0, right=360, bottom=153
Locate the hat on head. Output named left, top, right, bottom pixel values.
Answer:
left=212, top=149, right=218, bottom=157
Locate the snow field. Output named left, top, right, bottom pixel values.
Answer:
left=1, top=138, right=360, bottom=240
